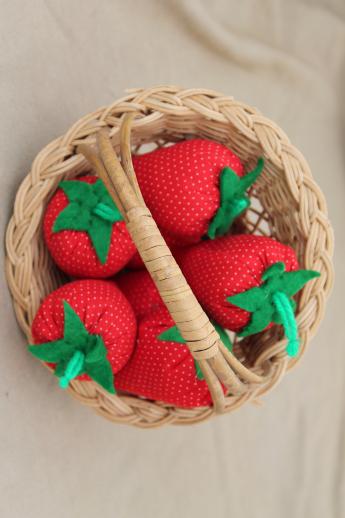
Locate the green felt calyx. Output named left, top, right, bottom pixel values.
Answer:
left=29, top=301, right=116, bottom=393
left=158, top=323, right=232, bottom=380
left=53, top=179, right=123, bottom=264
left=227, top=262, right=320, bottom=357
left=208, top=158, right=264, bottom=239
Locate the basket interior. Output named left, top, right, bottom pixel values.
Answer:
left=26, top=110, right=312, bottom=377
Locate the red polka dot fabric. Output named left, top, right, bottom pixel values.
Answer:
left=116, top=270, right=215, bottom=407
left=31, top=279, right=137, bottom=379
left=132, top=139, right=243, bottom=245
left=116, top=270, right=164, bottom=319
left=44, top=176, right=136, bottom=278
left=179, top=234, right=299, bottom=331
left=115, top=306, right=213, bottom=408
left=33, top=138, right=302, bottom=407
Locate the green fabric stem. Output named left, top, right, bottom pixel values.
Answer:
left=29, top=300, right=116, bottom=394
left=59, top=350, right=85, bottom=389
left=53, top=179, right=123, bottom=264
left=272, top=291, right=299, bottom=357
left=93, top=202, right=121, bottom=222
left=227, top=262, right=320, bottom=357
left=158, top=322, right=232, bottom=381
left=208, top=157, right=264, bottom=239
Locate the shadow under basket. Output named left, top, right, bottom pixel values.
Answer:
left=5, top=86, right=334, bottom=428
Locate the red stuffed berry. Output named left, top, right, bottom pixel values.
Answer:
left=29, top=279, right=137, bottom=393
left=179, top=234, right=319, bottom=357
left=44, top=176, right=136, bottom=277
left=132, top=139, right=263, bottom=244
left=117, top=270, right=164, bottom=319
left=116, top=270, right=232, bottom=406
left=115, top=305, right=232, bottom=408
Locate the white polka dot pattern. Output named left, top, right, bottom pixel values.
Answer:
left=116, top=270, right=164, bottom=318
left=132, top=139, right=243, bottom=245
left=116, top=270, right=218, bottom=408
left=115, top=306, right=214, bottom=408
left=31, top=279, right=137, bottom=379
left=179, top=234, right=299, bottom=331
left=44, top=176, right=136, bottom=278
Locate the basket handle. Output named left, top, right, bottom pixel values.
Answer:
left=79, top=115, right=259, bottom=413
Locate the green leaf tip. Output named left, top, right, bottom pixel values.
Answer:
left=227, top=262, right=320, bottom=356
left=158, top=326, right=186, bottom=344
left=53, top=179, right=123, bottom=264
left=207, top=157, right=264, bottom=239
left=158, top=322, right=232, bottom=381
left=29, top=300, right=116, bottom=394
left=194, top=360, right=204, bottom=380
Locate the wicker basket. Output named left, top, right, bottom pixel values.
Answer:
left=5, top=86, right=334, bottom=428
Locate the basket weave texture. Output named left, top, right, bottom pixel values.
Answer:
left=5, top=86, right=334, bottom=428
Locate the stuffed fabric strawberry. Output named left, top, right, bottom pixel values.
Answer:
left=116, top=269, right=232, bottom=406
left=179, top=234, right=320, bottom=357
left=29, top=279, right=137, bottom=393
left=115, top=305, right=232, bottom=408
left=44, top=176, right=136, bottom=277
left=132, top=139, right=264, bottom=244
left=117, top=270, right=164, bottom=319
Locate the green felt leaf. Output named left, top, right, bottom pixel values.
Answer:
left=207, top=158, right=264, bottom=239
left=59, top=180, right=97, bottom=207
left=63, top=301, right=90, bottom=346
left=214, top=323, right=233, bottom=352
left=237, top=157, right=264, bottom=193
left=53, top=203, right=91, bottom=232
left=272, top=270, right=320, bottom=297
left=85, top=360, right=116, bottom=394
left=208, top=199, right=250, bottom=239
left=238, top=303, right=274, bottom=337
left=53, top=179, right=123, bottom=263
left=227, top=286, right=267, bottom=312
left=28, top=339, right=73, bottom=362
left=29, top=300, right=116, bottom=393
left=159, top=323, right=232, bottom=382
left=261, top=261, right=286, bottom=281
left=194, top=360, right=204, bottom=380
left=88, top=219, right=113, bottom=264
left=94, top=180, right=120, bottom=211
left=207, top=208, right=224, bottom=239
left=230, top=261, right=319, bottom=356
left=92, top=181, right=123, bottom=223
left=220, top=167, right=241, bottom=197
left=29, top=302, right=89, bottom=363
left=85, top=335, right=107, bottom=364
left=158, top=325, right=186, bottom=343
left=208, top=168, right=243, bottom=239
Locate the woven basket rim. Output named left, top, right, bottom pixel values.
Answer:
left=5, top=85, right=334, bottom=427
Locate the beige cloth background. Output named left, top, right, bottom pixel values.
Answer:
left=1, top=1, right=344, bottom=517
